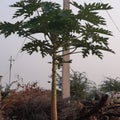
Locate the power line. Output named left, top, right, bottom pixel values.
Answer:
left=14, top=38, right=26, bottom=61
left=81, top=0, right=120, bottom=34
left=106, top=11, right=120, bottom=33
left=99, top=0, right=120, bottom=33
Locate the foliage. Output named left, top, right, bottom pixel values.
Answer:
left=99, top=77, right=120, bottom=93
left=1, top=81, right=17, bottom=99
left=0, top=0, right=114, bottom=60
left=0, top=1, right=114, bottom=120
left=85, top=86, right=99, bottom=100
left=70, top=70, right=89, bottom=100
left=56, top=70, right=96, bottom=100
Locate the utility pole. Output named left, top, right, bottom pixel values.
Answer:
left=62, top=0, right=70, bottom=99
left=8, top=56, right=15, bottom=84
left=63, top=0, right=70, bottom=9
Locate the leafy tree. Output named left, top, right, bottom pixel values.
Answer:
left=70, top=70, right=90, bottom=100
left=0, top=0, right=114, bottom=120
left=99, top=77, right=120, bottom=93
left=56, top=70, right=96, bottom=100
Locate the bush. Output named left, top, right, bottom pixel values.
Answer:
left=2, top=83, right=51, bottom=120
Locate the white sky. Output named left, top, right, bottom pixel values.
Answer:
left=0, top=0, right=120, bottom=89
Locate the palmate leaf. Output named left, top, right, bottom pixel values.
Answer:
left=69, top=33, right=114, bottom=59
left=71, top=2, right=112, bottom=11
left=77, top=10, right=106, bottom=25
left=10, top=0, right=42, bottom=19
left=70, top=23, right=111, bottom=47
left=22, top=40, right=53, bottom=57
left=81, top=44, right=114, bottom=59
left=84, top=3, right=112, bottom=11
left=0, top=21, right=31, bottom=37
left=84, top=23, right=112, bottom=35
left=22, top=16, right=48, bottom=34
left=79, top=23, right=112, bottom=47
left=10, top=0, right=61, bottom=19
left=0, top=22, right=14, bottom=37
left=71, top=2, right=112, bottom=25
left=0, top=21, right=24, bottom=37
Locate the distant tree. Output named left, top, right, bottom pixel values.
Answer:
left=86, top=86, right=99, bottom=100
left=99, top=77, right=120, bottom=93
left=70, top=70, right=89, bottom=100
left=57, top=70, right=97, bottom=100
left=0, top=0, right=114, bottom=120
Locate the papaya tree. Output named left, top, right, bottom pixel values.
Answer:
left=0, top=0, right=114, bottom=120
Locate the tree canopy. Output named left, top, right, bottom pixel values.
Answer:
left=100, top=77, right=120, bottom=93
left=0, top=0, right=114, bottom=61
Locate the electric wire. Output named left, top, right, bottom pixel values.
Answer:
left=99, top=0, right=120, bottom=33
left=14, top=37, right=26, bottom=61
left=80, top=0, right=120, bottom=35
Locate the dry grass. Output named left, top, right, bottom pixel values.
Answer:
left=1, top=82, right=120, bottom=120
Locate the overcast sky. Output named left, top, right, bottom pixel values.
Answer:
left=0, top=0, right=120, bottom=89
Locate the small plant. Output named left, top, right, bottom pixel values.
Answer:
left=1, top=81, right=17, bottom=99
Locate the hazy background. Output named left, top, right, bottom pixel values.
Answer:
left=0, top=0, right=120, bottom=89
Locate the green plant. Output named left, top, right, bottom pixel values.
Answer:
left=0, top=1, right=114, bottom=119
left=99, top=77, right=120, bottom=93
left=1, top=81, right=17, bottom=99
left=56, top=70, right=97, bottom=100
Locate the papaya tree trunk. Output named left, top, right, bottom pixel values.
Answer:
left=51, top=51, right=58, bottom=120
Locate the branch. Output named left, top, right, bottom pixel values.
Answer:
left=104, top=112, right=120, bottom=117
left=78, top=94, right=109, bottom=119
left=59, top=47, right=77, bottom=57
left=36, top=10, right=40, bottom=16
left=56, top=47, right=77, bottom=54
left=57, top=48, right=82, bottom=58
left=26, top=35, right=38, bottom=41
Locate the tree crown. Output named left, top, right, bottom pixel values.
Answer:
left=0, top=0, right=114, bottom=63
